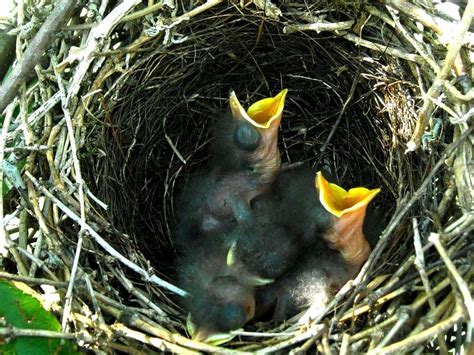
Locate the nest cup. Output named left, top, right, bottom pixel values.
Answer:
left=1, top=1, right=472, bottom=353
left=99, top=11, right=401, bottom=269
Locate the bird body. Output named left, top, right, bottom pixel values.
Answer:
left=177, top=239, right=276, bottom=340
left=223, top=195, right=299, bottom=280
left=253, top=168, right=381, bottom=321
left=172, top=89, right=383, bottom=337
left=173, top=167, right=265, bottom=249
left=256, top=245, right=354, bottom=321
left=177, top=243, right=256, bottom=338
left=173, top=90, right=288, bottom=250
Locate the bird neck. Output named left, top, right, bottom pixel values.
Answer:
left=250, top=138, right=281, bottom=185
left=324, top=207, right=372, bottom=269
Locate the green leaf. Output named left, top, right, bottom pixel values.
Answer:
left=0, top=280, right=80, bottom=354
left=2, top=180, right=10, bottom=195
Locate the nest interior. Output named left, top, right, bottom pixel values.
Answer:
left=1, top=0, right=473, bottom=353
left=93, top=11, right=410, bottom=268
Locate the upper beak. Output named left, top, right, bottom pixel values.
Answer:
left=315, top=171, right=380, bottom=218
left=229, top=89, right=288, bottom=130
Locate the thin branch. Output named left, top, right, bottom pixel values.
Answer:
left=429, top=233, right=474, bottom=338
left=0, top=326, right=81, bottom=341
left=0, top=0, right=76, bottom=114
left=406, top=0, right=474, bottom=151
left=0, top=101, right=15, bottom=256
left=66, top=0, right=142, bottom=102
left=24, top=171, right=188, bottom=297
left=369, top=310, right=464, bottom=354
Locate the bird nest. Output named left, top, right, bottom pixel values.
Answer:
left=1, top=0, right=473, bottom=353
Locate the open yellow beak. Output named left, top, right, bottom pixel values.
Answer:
left=315, top=171, right=380, bottom=218
left=229, top=89, right=288, bottom=129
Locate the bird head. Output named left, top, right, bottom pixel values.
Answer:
left=224, top=89, right=288, bottom=182
left=315, top=171, right=380, bottom=266
left=190, top=275, right=256, bottom=343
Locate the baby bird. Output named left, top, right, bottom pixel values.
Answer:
left=271, top=166, right=333, bottom=247
left=257, top=245, right=353, bottom=321
left=176, top=241, right=273, bottom=342
left=255, top=169, right=381, bottom=320
left=173, top=89, right=288, bottom=250
left=223, top=195, right=300, bottom=280
left=315, top=171, right=380, bottom=270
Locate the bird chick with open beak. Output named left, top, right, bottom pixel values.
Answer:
left=315, top=171, right=380, bottom=270
left=255, top=169, right=381, bottom=320
left=173, top=89, right=288, bottom=250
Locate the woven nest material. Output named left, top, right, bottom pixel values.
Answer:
left=0, top=0, right=473, bottom=353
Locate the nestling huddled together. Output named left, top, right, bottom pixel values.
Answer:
left=172, top=89, right=380, bottom=342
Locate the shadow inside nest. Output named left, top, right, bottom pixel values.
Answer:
left=86, top=11, right=409, bottom=300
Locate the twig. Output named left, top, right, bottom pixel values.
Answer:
left=0, top=326, right=81, bottom=341
left=4, top=144, right=52, bottom=153
left=0, top=0, right=76, bottom=114
left=257, top=324, right=325, bottom=354
left=61, top=229, right=84, bottom=332
left=412, top=218, right=449, bottom=353
left=9, top=92, right=61, bottom=140
left=413, top=219, right=436, bottom=310
left=3, top=231, right=28, bottom=275
left=230, top=330, right=296, bottom=337
left=443, top=81, right=474, bottom=102
left=429, top=233, right=474, bottom=340
left=66, top=0, right=142, bottom=102
left=16, top=247, right=60, bottom=281
left=289, top=335, right=317, bottom=354
left=284, top=20, right=354, bottom=34
left=340, top=333, right=350, bottom=355
left=380, top=0, right=443, bottom=34
left=386, top=7, right=439, bottom=74
left=0, top=101, right=15, bottom=256
left=0, top=271, right=66, bottom=287
left=406, top=0, right=474, bottom=151
left=52, top=56, right=86, bottom=333
left=83, top=275, right=106, bottom=332
left=24, top=171, right=188, bottom=297
left=344, top=33, right=421, bottom=62
left=340, top=285, right=408, bottom=321
left=375, top=307, right=411, bottom=349
left=111, top=323, right=199, bottom=355
left=122, top=0, right=225, bottom=53
left=113, top=267, right=168, bottom=318
left=103, top=308, right=244, bottom=354
left=368, top=309, right=464, bottom=354
left=65, top=2, right=165, bottom=30
left=283, top=23, right=421, bottom=62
